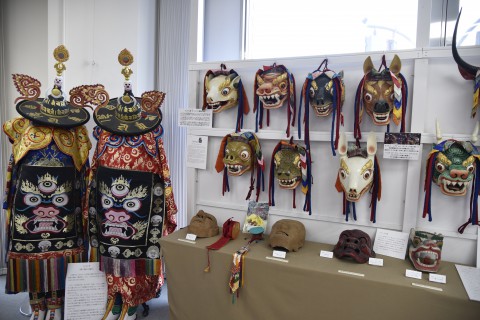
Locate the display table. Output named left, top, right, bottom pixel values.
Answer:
left=160, top=228, right=479, bottom=320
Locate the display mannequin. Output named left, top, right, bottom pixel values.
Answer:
left=3, top=45, right=95, bottom=320
left=86, top=49, right=177, bottom=320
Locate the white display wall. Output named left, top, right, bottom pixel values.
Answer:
left=186, top=47, right=480, bottom=266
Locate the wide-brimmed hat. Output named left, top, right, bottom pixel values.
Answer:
left=93, top=49, right=165, bottom=136
left=12, top=45, right=90, bottom=128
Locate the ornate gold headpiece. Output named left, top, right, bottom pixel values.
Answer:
left=118, top=49, right=134, bottom=81
left=53, top=45, right=69, bottom=76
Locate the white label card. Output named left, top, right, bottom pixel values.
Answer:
left=272, top=250, right=287, bottom=259
left=383, top=133, right=421, bottom=160
left=186, top=135, right=208, bottom=169
left=429, top=273, right=446, bottom=284
left=373, top=228, right=409, bottom=260
left=368, top=257, right=384, bottom=266
left=178, top=109, right=212, bottom=128
left=186, top=233, right=197, bottom=241
left=406, top=269, right=422, bottom=280
left=320, top=250, right=334, bottom=258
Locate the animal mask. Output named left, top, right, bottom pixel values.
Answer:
left=299, top=59, right=345, bottom=155
left=269, top=138, right=312, bottom=214
left=333, top=229, right=375, bottom=264
left=335, top=132, right=382, bottom=222
left=215, top=132, right=264, bottom=201
left=187, top=210, right=219, bottom=238
left=408, top=229, right=444, bottom=273
left=452, top=9, right=480, bottom=118
left=254, top=63, right=296, bottom=137
left=203, top=65, right=250, bottom=132
left=268, top=219, right=305, bottom=252
left=354, top=54, right=408, bottom=142
left=423, top=122, right=480, bottom=233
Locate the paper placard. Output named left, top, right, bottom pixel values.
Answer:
left=383, top=133, right=421, bottom=160
left=373, top=228, right=409, bottom=260
left=179, top=109, right=212, bottom=128
left=64, top=262, right=107, bottom=320
left=429, top=273, right=446, bottom=284
left=186, top=233, right=197, bottom=241
left=320, top=250, right=334, bottom=258
left=455, top=264, right=480, bottom=301
left=405, top=269, right=422, bottom=279
left=266, top=256, right=289, bottom=263
left=273, top=250, right=287, bottom=259
left=368, top=257, right=384, bottom=266
left=187, top=135, right=208, bottom=169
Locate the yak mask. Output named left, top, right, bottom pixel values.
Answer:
left=408, top=229, right=444, bottom=273
left=268, top=219, right=305, bottom=252
left=335, top=132, right=381, bottom=222
left=203, top=65, right=249, bottom=132
left=254, top=63, right=296, bottom=137
left=188, top=210, right=219, bottom=238
left=215, top=132, right=264, bottom=202
left=299, top=59, right=345, bottom=155
left=333, top=229, right=375, bottom=264
left=452, top=9, right=480, bottom=118
left=269, top=138, right=312, bottom=214
left=423, top=121, right=480, bottom=233
left=354, top=54, right=408, bottom=142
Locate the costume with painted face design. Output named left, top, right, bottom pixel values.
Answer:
left=254, top=63, right=296, bottom=137
left=333, top=229, right=375, bottom=264
left=423, top=122, right=480, bottom=234
left=203, top=65, right=249, bottom=132
left=408, top=229, right=444, bottom=273
left=452, top=9, right=480, bottom=118
left=269, top=138, right=312, bottom=214
left=3, top=45, right=95, bottom=320
left=353, top=54, right=408, bottom=143
left=188, top=210, right=219, bottom=238
left=299, top=59, right=345, bottom=155
left=86, top=49, right=177, bottom=320
left=269, top=219, right=306, bottom=252
left=215, top=132, right=265, bottom=202
left=335, top=132, right=382, bottom=222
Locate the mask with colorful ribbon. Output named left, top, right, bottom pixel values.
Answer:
left=215, top=132, right=265, bottom=201
left=254, top=63, right=296, bottom=137
left=452, top=8, right=480, bottom=118
left=354, top=54, right=408, bottom=143
left=203, top=64, right=250, bottom=132
left=269, top=138, right=312, bottom=215
left=335, top=132, right=382, bottom=222
left=423, top=121, right=480, bottom=233
left=298, top=59, right=345, bottom=155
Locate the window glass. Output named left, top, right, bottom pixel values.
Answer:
left=244, top=0, right=418, bottom=59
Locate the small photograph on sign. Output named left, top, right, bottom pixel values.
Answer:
left=384, top=133, right=421, bottom=160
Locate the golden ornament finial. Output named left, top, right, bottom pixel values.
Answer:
left=118, top=49, right=134, bottom=81
left=53, top=45, right=69, bottom=76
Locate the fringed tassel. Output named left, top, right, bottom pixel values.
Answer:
left=354, top=79, right=364, bottom=144
left=459, top=158, right=480, bottom=233
left=292, top=189, right=296, bottom=209
left=399, top=73, right=408, bottom=133
left=302, top=150, right=312, bottom=215
left=369, top=156, right=381, bottom=223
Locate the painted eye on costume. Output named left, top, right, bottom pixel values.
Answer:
left=112, top=184, right=129, bottom=198
left=363, top=170, right=372, bottom=180
left=339, top=169, right=348, bottom=179
left=309, top=87, right=315, bottom=97
left=467, top=164, right=475, bottom=173
left=101, top=195, right=114, bottom=209
left=52, top=194, right=68, bottom=207
left=279, top=81, right=287, bottom=90
left=435, top=162, right=446, bottom=173
left=364, top=93, right=373, bottom=102
left=221, top=87, right=231, bottom=96
left=38, top=180, right=57, bottom=193
left=24, top=193, right=42, bottom=206
left=240, top=150, right=250, bottom=160
left=123, top=199, right=141, bottom=212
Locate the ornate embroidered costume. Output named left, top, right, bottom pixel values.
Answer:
left=87, top=49, right=177, bottom=320
left=3, top=45, right=94, bottom=320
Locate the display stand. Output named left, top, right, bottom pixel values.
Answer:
left=161, top=228, right=479, bottom=320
